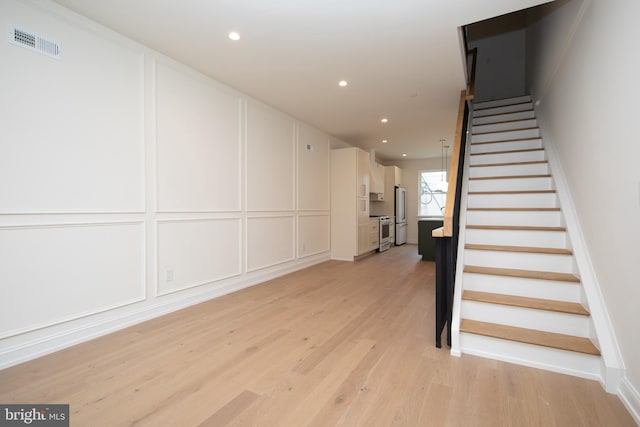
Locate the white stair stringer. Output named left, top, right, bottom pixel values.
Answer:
left=451, top=95, right=617, bottom=386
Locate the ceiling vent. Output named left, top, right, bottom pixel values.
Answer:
left=9, top=27, right=61, bottom=59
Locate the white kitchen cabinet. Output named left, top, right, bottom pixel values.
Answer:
left=356, top=148, right=370, bottom=197
left=358, top=218, right=379, bottom=254
left=368, top=218, right=379, bottom=251
left=331, top=147, right=374, bottom=260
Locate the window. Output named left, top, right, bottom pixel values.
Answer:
left=419, top=170, right=447, bottom=217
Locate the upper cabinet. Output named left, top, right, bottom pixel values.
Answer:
left=392, top=165, right=402, bottom=187
left=356, top=149, right=370, bottom=198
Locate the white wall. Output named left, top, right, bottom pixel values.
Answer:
left=526, top=0, right=640, bottom=417
left=0, top=0, right=331, bottom=368
left=392, top=158, right=443, bottom=244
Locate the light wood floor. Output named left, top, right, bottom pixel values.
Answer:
left=0, top=244, right=635, bottom=426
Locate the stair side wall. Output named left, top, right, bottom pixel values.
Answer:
left=534, top=105, right=624, bottom=393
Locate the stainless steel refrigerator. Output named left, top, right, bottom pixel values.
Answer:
left=394, top=186, right=407, bottom=245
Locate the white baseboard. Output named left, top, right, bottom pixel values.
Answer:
left=619, top=376, right=640, bottom=425
left=0, top=253, right=329, bottom=371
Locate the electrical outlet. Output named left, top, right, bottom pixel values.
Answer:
left=165, top=269, right=174, bottom=282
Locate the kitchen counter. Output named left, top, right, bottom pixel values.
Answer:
left=418, top=219, right=443, bottom=261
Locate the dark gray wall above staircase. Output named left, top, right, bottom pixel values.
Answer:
left=466, top=12, right=528, bottom=102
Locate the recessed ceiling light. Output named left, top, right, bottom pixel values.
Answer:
left=402, top=153, right=407, bottom=157
left=382, top=139, right=388, bottom=144
left=228, top=31, right=240, bottom=41
left=381, top=118, right=389, bottom=123
left=338, top=80, right=348, bottom=87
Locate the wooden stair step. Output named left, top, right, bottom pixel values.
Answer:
left=460, top=319, right=600, bottom=355
left=469, top=174, right=551, bottom=181
left=473, top=126, right=539, bottom=136
left=466, top=225, right=566, bottom=232
left=463, top=265, right=580, bottom=283
left=470, top=160, right=548, bottom=168
left=462, top=290, right=589, bottom=315
left=465, top=243, right=572, bottom=255
left=471, top=137, right=542, bottom=146
left=470, top=148, right=544, bottom=156
left=468, top=190, right=555, bottom=195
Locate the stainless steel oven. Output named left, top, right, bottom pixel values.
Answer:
left=378, top=216, right=392, bottom=252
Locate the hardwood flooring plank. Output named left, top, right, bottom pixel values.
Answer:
left=197, top=390, right=260, bottom=427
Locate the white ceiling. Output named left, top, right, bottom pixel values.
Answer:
left=52, top=0, right=551, bottom=161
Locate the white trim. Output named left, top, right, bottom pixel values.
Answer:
left=534, top=103, right=624, bottom=393
left=0, top=252, right=328, bottom=371
left=619, top=376, right=640, bottom=425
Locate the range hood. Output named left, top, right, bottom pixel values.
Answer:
left=369, top=149, right=384, bottom=200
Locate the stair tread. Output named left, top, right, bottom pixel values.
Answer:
left=471, top=148, right=544, bottom=156
left=469, top=174, right=551, bottom=181
left=470, top=160, right=548, bottom=168
left=471, top=137, right=542, bottom=146
left=473, top=118, right=536, bottom=127
left=462, top=290, right=590, bottom=315
left=467, top=225, right=566, bottom=232
left=473, top=109, right=535, bottom=119
left=473, top=126, right=539, bottom=136
left=465, top=243, right=572, bottom=255
left=468, top=190, right=555, bottom=195
left=464, top=265, right=580, bottom=282
left=460, top=319, right=600, bottom=355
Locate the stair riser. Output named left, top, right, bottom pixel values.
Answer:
left=459, top=333, right=601, bottom=380
left=470, top=139, right=543, bottom=154
left=468, top=177, right=553, bottom=192
left=472, top=128, right=540, bottom=144
left=464, top=249, right=574, bottom=273
left=473, top=119, right=538, bottom=134
left=473, top=110, right=536, bottom=125
left=465, top=228, right=568, bottom=249
left=474, top=102, right=533, bottom=117
left=467, top=193, right=558, bottom=209
left=466, top=210, right=564, bottom=227
left=469, top=163, right=549, bottom=178
left=474, top=95, right=532, bottom=110
left=462, top=273, right=581, bottom=302
left=461, top=301, right=590, bottom=336
left=470, top=150, right=546, bottom=165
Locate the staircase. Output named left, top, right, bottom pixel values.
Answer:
left=457, top=95, right=602, bottom=378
